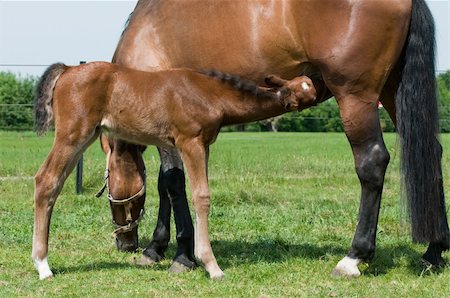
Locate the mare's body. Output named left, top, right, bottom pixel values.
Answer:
left=108, top=0, right=449, bottom=277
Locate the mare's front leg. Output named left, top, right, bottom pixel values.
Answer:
left=32, top=132, right=98, bottom=279
left=178, top=139, right=224, bottom=279
left=331, top=94, right=390, bottom=277
left=140, top=147, right=196, bottom=271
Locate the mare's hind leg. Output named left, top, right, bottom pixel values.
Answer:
left=32, top=130, right=99, bottom=279
left=379, top=76, right=449, bottom=267
left=331, top=93, right=390, bottom=277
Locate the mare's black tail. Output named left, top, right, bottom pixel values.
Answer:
left=396, top=0, right=449, bottom=247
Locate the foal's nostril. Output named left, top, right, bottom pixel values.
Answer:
left=285, top=102, right=291, bottom=110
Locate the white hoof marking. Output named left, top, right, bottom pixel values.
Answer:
left=33, top=257, right=53, bottom=280
left=208, top=267, right=225, bottom=279
left=332, top=256, right=361, bottom=277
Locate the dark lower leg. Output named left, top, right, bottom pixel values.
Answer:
left=156, top=148, right=195, bottom=268
left=333, top=94, right=390, bottom=263
left=144, top=165, right=195, bottom=268
left=423, top=242, right=448, bottom=267
left=348, top=141, right=390, bottom=261
left=143, top=167, right=172, bottom=261
left=166, top=168, right=196, bottom=268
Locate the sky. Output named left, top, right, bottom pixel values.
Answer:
left=0, top=0, right=449, bottom=77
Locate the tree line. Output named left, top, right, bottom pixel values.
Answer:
left=1, top=71, right=450, bottom=132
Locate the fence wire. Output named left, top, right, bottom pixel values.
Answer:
left=1, top=64, right=449, bottom=131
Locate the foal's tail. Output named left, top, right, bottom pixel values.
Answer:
left=396, top=0, right=449, bottom=246
left=202, top=69, right=286, bottom=99
left=34, top=63, right=68, bottom=136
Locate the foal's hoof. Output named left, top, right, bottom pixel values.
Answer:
left=34, top=257, right=54, bottom=280
left=209, top=270, right=225, bottom=280
left=134, top=255, right=157, bottom=267
left=39, top=271, right=54, bottom=280
left=331, top=257, right=361, bottom=278
left=205, top=264, right=225, bottom=279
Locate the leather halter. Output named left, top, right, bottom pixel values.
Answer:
left=96, top=151, right=146, bottom=238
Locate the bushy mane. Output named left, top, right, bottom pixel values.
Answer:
left=201, top=69, right=287, bottom=99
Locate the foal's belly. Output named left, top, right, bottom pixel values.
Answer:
left=100, top=117, right=175, bottom=149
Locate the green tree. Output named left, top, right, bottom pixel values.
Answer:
left=0, top=72, right=37, bottom=130
left=437, top=71, right=450, bottom=132
left=276, top=99, right=343, bottom=132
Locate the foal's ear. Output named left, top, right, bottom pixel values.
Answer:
left=99, top=133, right=112, bottom=154
left=265, top=75, right=287, bottom=87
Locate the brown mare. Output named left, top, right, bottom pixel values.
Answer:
left=31, top=62, right=317, bottom=279
left=105, top=0, right=449, bottom=278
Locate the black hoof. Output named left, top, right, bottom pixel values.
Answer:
left=143, top=247, right=164, bottom=262
left=168, top=261, right=193, bottom=274
left=134, top=255, right=157, bottom=266
left=422, top=243, right=447, bottom=268
left=171, top=254, right=197, bottom=272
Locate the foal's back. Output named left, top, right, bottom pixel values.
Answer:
left=55, top=62, right=238, bottom=147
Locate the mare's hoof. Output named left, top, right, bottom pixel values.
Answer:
left=331, top=257, right=361, bottom=278
left=331, top=267, right=361, bottom=278
left=422, top=244, right=447, bottom=268
left=168, top=261, right=193, bottom=274
left=421, top=257, right=446, bottom=269
left=169, top=254, right=197, bottom=273
left=134, top=255, right=157, bottom=266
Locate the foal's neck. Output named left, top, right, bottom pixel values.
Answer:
left=200, top=70, right=288, bottom=126
left=220, top=91, right=287, bottom=126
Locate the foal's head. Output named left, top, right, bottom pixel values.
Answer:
left=265, top=75, right=317, bottom=111
left=99, top=134, right=146, bottom=252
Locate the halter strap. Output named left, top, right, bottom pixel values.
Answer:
left=107, top=184, right=146, bottom=205
left=96, top=149, right=146, bottom=237
left=111, top=208, right=145, bottom=238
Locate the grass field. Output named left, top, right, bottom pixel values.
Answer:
left=0, top=131, right=449, bottom=297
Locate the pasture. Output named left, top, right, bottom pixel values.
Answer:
left=0, top=131, right=449, bottom=297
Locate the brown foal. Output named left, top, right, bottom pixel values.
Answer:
left=32, top=61, right=317, bottom=279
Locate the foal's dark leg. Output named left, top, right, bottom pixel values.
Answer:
left=142, top=148, right=196, bottom=270
left=332, top=95, right=390, bottom=277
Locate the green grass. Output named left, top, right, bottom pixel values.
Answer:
left=0, top=131, right=449, bottom=297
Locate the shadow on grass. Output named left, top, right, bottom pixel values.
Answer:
left=52, top=260, right=168, bottom=276
left=211, top=239, right=348, bottom=267
left=53, top=238, right=447, bottom=277
left=364, top=244, right=449, bottom=277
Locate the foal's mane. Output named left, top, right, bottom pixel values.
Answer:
left=201, top=69, right=288, bottom=100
